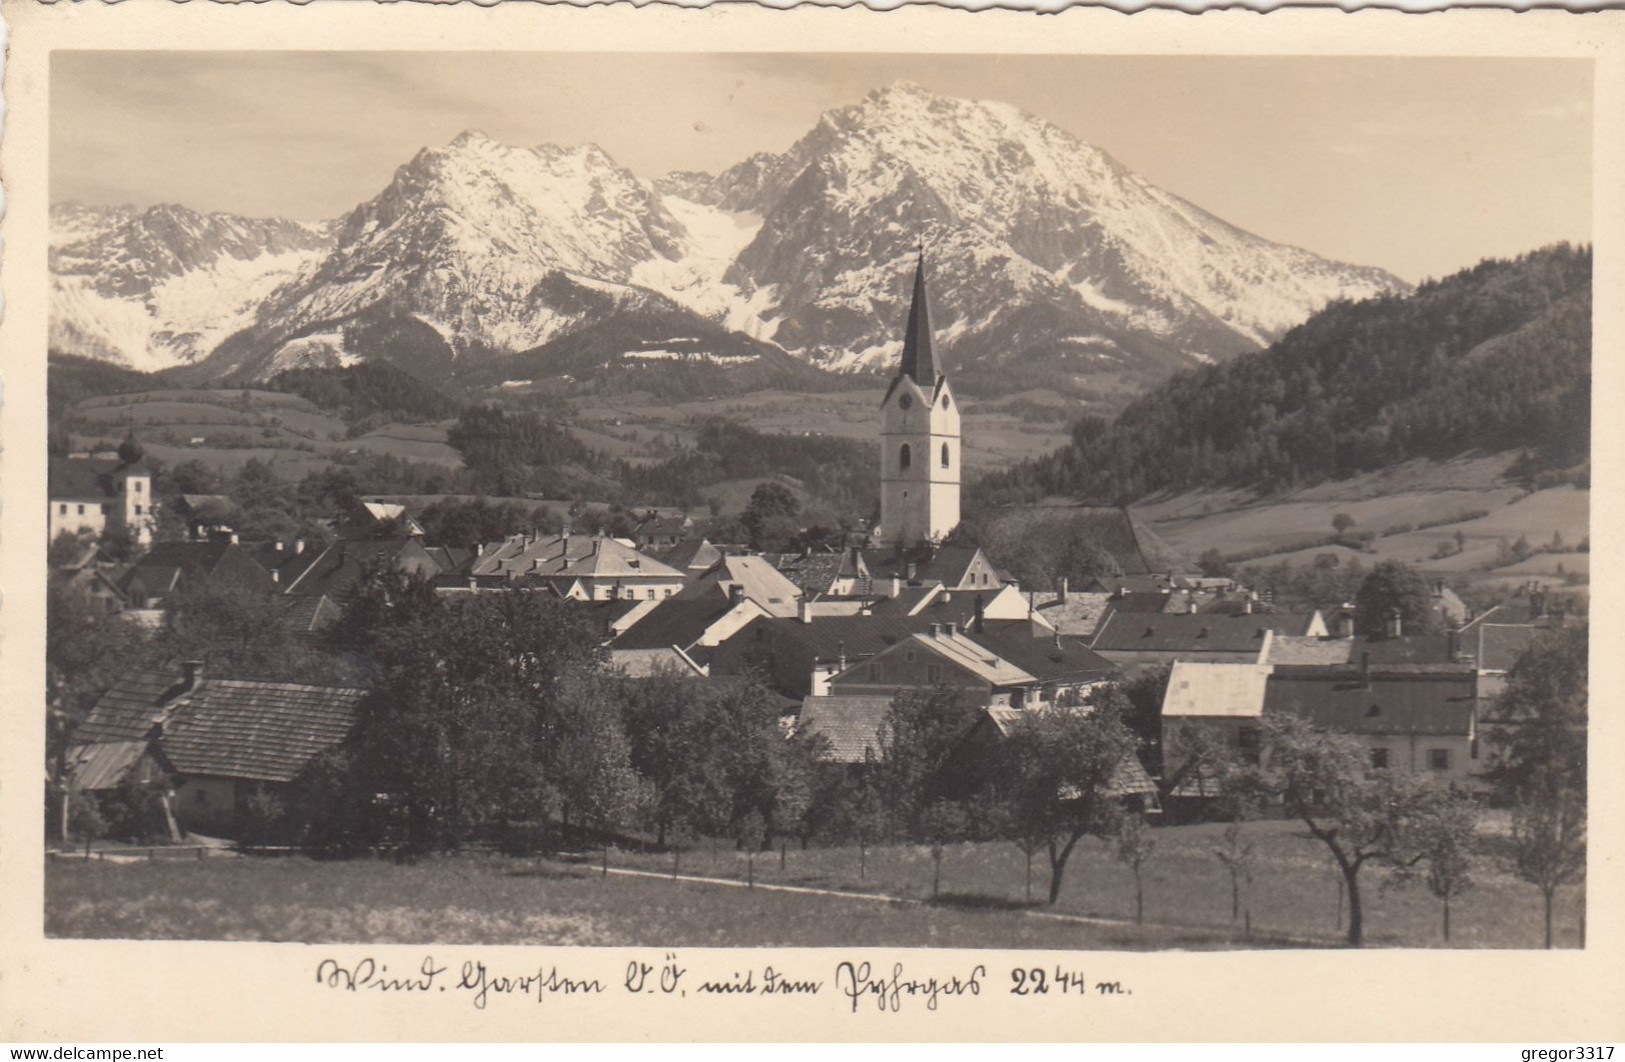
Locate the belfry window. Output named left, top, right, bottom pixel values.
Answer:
left=899, top=444, right=912, bottom=470
left=941, top=443, right=950, bottom=468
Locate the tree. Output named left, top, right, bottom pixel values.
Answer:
left=1420, top=798, right=1477, bottom=943
left=1353, top=561, right=1439, bottom=637
left=873, top=686, right=980, bottom=838
left=47, top=581, right=151, bottom=768
left=48, top=530, right=93, bottom=569
left=1197, top=548, right=1232, bottom=579
left=549, top=669, right=648, bottom=853
left=1332, top=512, right=1356, bottom=536
left=1511, top=788, right=1586, bottom=948
left=996, top=706, right=1137, bottom=905
left=740, top=482, right=800, bottom=550
left=1238, top=715, right=1479, bottom=946
left=918, top=801, right=969, bottom=902
left=1485, top=625, right=1587, bottom=948
left=1115, top=813, right=1157, bottom=924
left=737, top=810, right=767, bottom=889
left=1213, top=821, right=1257, bottom=938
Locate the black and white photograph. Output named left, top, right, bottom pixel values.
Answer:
left=30, top=42, right=1599, bottom=957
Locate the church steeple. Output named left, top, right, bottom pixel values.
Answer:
left=899, top=251, right=936, bottom=385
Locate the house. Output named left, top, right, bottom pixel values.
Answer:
left=607, top=593, right=771, bottom=676
left=117, top=540, right=277, bottom=611
left=795, top=695, right=897, bottom=765
left=821, top=621, right=1112, bottom=711
left=676, top=554, right=804, bottom=617
left=284, top=536, right=446, bottom=599
left=948, top=706, right=1159, bottom=804
left=655, top=537, right=725, bottom=576
left=1265, top=663, right=1482, bottom=784
left=708, top=609, right=932, bottom=701
left=1089, top=609, right=1325, bottom=671
left=1159, top=661, right=1277, bottom=794
left=465, top=531, right=686, bottom=602
left=343, top=499, right=425, bottom=538
left=63, top=662, right=366, bottom=838
left=772, top=548, right=862, bottom=599
left=633, top=513, right=694, bottom=552
left=175, top=494, right=239, bottom=541
left=857, top=544, right=1002, bottom=593
left=48, top=455, right=156, bottom=546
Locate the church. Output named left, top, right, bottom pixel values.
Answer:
left=876, top=252, right=960, bottom=549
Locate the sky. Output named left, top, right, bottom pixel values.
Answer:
left=51, top=51, right=1593, bottom=283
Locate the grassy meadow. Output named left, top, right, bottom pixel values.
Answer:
left=46, top=818, right=1581, bottom=950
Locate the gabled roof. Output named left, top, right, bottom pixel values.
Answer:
left=858, top=545, right=988, bottom=589
left=1466, top=624, right=1541, bottom=672
left=679, top=555, right=802, bottom=616
left=48, top=456, right=145, bottom=501
left=611, top=597, right=737, bottom=651
left=471, top=532, right=683, bottom=582
left=965, top=624, right=1117, bottom=683
left=118, top=541, right=275, bottom=600
left=969, top=708, right=1158, bottom=797
left=1268, top=636, right=1357, bottom=666
left=178, top=494, right=237, bottom=521
left=284, top=537, right=440, bottom=598
left=773, top=551, right=849, bottom=596
left=798, top=695, right=896, bottom=764
left=159, top=678, right=366, bottom=783
left=1349, top=634, right=1453, bottom=665
left=74, top=669, right=192, bottom=743
left=1091, top=610, right=1300, bottom=653
left=848, top=630, right=1035, bottom=687
left=1162, top=661, right=1272, bottom=718
left=1265, top=665, right=1477, bottom=736
left=656, top=537, right=724, bottom=572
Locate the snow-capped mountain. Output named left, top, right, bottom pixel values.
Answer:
left=50, top=203, right=333, bottom=372
left=50, top=82, right=1409, bottom=394
left=680, top=82, right=1407, bottom=376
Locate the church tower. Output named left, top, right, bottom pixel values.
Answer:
left=878, top=252, right=960, bottom=549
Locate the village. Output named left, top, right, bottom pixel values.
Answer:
left=45, top=257, right=1587, bottom=951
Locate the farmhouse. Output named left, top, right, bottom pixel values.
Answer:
left=63, top=663, right=365, bottom=839
left=465, top=531, right=686, bottom=601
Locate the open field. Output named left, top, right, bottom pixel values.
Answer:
left=46, top=818, right=1581, bottom=949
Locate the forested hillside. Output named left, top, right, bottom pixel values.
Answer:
left=981, top=245, right=1591, bottom=505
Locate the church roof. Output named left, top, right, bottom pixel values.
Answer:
left=899, top=252, right=937, bottom=385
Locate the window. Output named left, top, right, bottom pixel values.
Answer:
left=77, top=504, right=85, bottom=516
left=134, top=504, right=143, bottom=516
left=647, top=588, right=656, bottom=600
left=899, top=444, right=912, bottom=470
left=58, top=504, right=67, bottom=515
left=941, top=443, right=950, bottom=469
left=1429, top=749, right=1452, bottom=771
left=926, top=664, right=943, bottom=684
left=899, top=393, right=913, bottom=410
left=941, top=392, right=951, bottom=409
left=134, top=481, right=143, bottom=494
left=1370, top=748, right=1390, bottom=769
left=905, top=650, right=916, bottom=663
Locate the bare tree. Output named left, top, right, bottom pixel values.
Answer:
left=1115, top=813, right=1157, bottom=924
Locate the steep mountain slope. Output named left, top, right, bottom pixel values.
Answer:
left=51, top=82, right=1408, bottom=398
left=674, top=82, right=1407, bottom=379
left=980, top=244, right=1591, bottom=505
left=49, top=203, right=333, bottom=372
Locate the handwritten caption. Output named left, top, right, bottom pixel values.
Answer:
left=314, top=955, right=1132, bottom=1013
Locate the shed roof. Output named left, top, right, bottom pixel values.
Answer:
left=62, top=740, right=153, bottom=791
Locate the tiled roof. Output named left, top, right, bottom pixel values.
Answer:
left=1468, top=624, right=1540, bottom=672
left=798, top=695, right=895, bottom=763
left=972, top=708, right=1158, bottom=797
left=74, top=668, right=366, bottom=782
left=119, top=541, right=276, bottom=599
left=75, top=670, right=194, bottom=743
left=159, top=679, right=366, bottom=783
left=1091, top=610, right=1296, bottom=653
left=1161, top=661, right=1272, bottom=718
left=773, top=551, right=848, bottom=595
left=896, top=631, right=1036, bottom=686
left=859, top=545, right=985, bottom=588
left=612, top=597, right=736, bottom=651
left=656, top=538, right=724, bottom=572
left=1350, top=634, right=1453, bottom=665
left=1265, top=666, right=1477, bottom=736
left=284, top=537, right=439, bottom=598
left=178, top=494, right=237, bottom=521
left=1268, top=636, right=1356, bottom=666
left=472, top=533, right=682, bottom=582
left=679, top=556, right=802, bottom=616
left=964, top=625, right=1117, bottom=683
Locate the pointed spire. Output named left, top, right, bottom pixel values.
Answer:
left=899, top=248, right=937, bottom=385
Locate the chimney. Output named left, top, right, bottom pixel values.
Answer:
left=468, top=577, right=478, bottom=591
left=270, top=569, right=280, bottom=585
left=274, top=539, right=285, bottom=553
left=1243, top=596, right=1253, bottom=615
left=799, top=597, right=813, bottom=624
left=837, top=640, right=847, bottom=672
left=906, top=560, right=918, bottom=583
left=1338, top=609, right=1355, bottom=640
left=889, top=576, right=902, bottom=599
left=1359, top=650, right=1371, bottom=688
left=229, top=532, right=239, bottom=546
left=1058, top=576, right=1069, bottom=604
left=973, top=595, right=986, bottom=633
left=1385, top=608, right=1403, bottom=640
left=294, top=536, right=306, bottom=555
left=729, top=583, right=745, bottom=605
left=929, top=623, right=942, bottom=638
left=181, top=660, right=205, bottom=692
left=945, top=622, right=958, bottom=637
